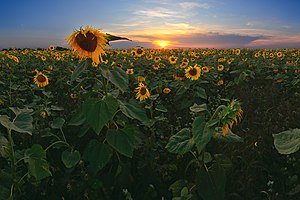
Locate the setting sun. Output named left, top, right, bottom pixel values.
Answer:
left=154, top=40, right=170, bottom=48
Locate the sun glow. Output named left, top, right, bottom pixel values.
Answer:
left=154, top=40, right=170, bottom=48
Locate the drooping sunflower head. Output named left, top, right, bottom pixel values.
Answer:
left=34, top=69, right=49, bottom=87
left=219, top=99, right=243, bottom=136
left=66, top=26, right=109, bottom=65
left=185, top=64, right=201, bottom=80
left=135, top=82, right=150, bottom=102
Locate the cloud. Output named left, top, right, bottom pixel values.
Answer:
left=133, top=8, right=181, bottom=18
left=247, top=35, right=300, bottom=48
left=108, top=30, right=265, bottom=49
left=179, top=2, right=210, bottom=9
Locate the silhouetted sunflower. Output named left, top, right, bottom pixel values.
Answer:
left=66, top=26, right=109, bottom=65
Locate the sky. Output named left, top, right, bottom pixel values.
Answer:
left=1, top=0, right=300, bottom=49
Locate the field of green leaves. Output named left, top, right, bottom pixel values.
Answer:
left=0, top=45, right=299, bottom=199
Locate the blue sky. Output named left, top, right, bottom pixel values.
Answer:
left=1, top=0, right=300, bottom=49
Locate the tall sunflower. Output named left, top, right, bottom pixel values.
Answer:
left=219, top=100, right=243, bottom=136
left=185, top=64, right=201, bottom=80
left=135, top=83, right=150, bottom=101
left=34, top=69, right=49, bottom=87
left=66, top=26, right=109, bottom=65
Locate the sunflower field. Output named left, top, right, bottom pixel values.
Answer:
left=0, top=28, right=300, bottom=200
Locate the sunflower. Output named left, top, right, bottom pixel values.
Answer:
left=217, top=80, right=224, bottom=86
left=137, top=76, right=145, bottom=82
left=168, top=55, right=178, bottom=64
left=276, top=52, right=283, bottom=58
left=154, top=56, right=161, bottom=63
left=180, top=62, right=188, bottom=69
left=66, top=26, right=109, bottom=65
left=219, top=100, right=243, bottom=136
left=34, top=69, right=49, bottom=87
left=41, top=56, right=46, bottom=61
left=40, top=111, right=47, bottom=119
left=121, top=49, right=127, bottom=54
left=135, top=48, right=145, bottom=57
left=153, top=63, right=160, bottom=70
left=11, top=55, right=19, bottom=64
left=217, top=64, right=224, bottom=71
left=182, top=58, right=189, bottom=63
left=146, top=54, right=153, bottom=60
left=135, top=83, right=150, bottom=101
left=227, top=58, right=234, bottom=65
left=235, top=48, right=241, bottom=56
left=163, top=87, right=171, bottom=94
left=202, top=66, right=209, bottom=73
left=49, top=45, right=55, bottom=50
left=185, top=64, right=201, bottom=80
left=173, top=74, right=184, bottom=81
left=126, top=68, right=134, bottom=75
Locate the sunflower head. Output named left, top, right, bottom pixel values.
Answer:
left=134, top=48, right=145, bottom=57
left=126, top=68, right=134, bottom=75
left=34, top=69, right=49, bottom=87
left=219, top=100, right=243, bottom=136
left=153, top=64, right=160, bottom=70
left=218, top=64, right=224, bottom=71
left=66, top=26, right=109, bottom=65
left=135, top=83, right=150, bottom=101
left=49, top=45, right=55, bottom=51
left=168, top=55, right=178, bottom=64
left=202, top=66, right=209, bottom=73
left=185, top=64, right=201, bottom=80
left=163, top=87, right=171, bottom=94
left=40, top=111, right=47, bottom=119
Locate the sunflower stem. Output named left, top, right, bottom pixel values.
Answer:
left=210, top=105, right=226, bottom=121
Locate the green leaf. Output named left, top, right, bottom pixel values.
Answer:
left=0, top=107, right=33, bottom=135
left=105, top=33, right=131, bottom=43
left=195, top=87, right=207, bottom=99
left=100, top=66, right=128, bottom=92
left=196, top=163, right=226, bottom=200
left=166, top=128, right=194, bottom=154
left=0, top=136, right=8, bottom=158
left=68, top=107, right=85, bottom=126
left=192, top=116, right=214, bottom=154
left=272, top=128, right=300, bottom=155
left=83, top=140, right=113, bottom=174
left=214, top=128, right=243, bottom=142
left=214, top=154, right=232, bottom=169
left=24, top=144, right=52, bottom=181
left=106, top=128, right=135, bottom=158
left=119, top=100, right=149, bottom=125
left=190, top=103, right=208, bottom=113
left=71, top=61, right=87, bottom=81
left=61, top=149, right=81, bottom=168
left=83, top=96, right=118, bottom=134
left=169, top=179, right=189, bottom=198
left=50, top=117, right=65, bottom=129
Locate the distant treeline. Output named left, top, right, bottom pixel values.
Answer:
left=1, top=46, right=70, bottom=51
